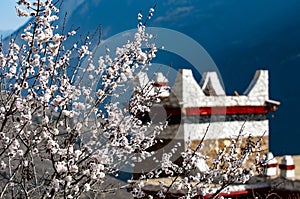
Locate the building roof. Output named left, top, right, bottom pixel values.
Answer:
left=129, top=155, right=300, bottom=198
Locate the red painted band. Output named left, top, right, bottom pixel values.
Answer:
left=154, top=82, right=168, bottom=87
left=279, top=164, right=295, bottom=170
left=186, top=106, right=269, bottom=115
left=267, top=163, right=278, bottom=168
left=164, top=106, right=275, bottom=116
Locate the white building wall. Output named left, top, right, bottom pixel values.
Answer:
left=168, top=69, right=270, bottom=107
left=184, top=120, right=269, bottom=140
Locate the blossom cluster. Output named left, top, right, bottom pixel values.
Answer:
left=0, top=1, right=162, bottom=198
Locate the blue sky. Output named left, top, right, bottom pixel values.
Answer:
left=0, top=1, right=29, bottom=30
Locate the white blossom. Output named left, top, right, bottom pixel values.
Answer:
left=0, top=2, right=265, bottom=198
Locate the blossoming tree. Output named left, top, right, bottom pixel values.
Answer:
left=0, top=0, right=265, bottom=198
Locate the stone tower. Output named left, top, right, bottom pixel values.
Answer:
left=133, top=69, right=280, bottom=177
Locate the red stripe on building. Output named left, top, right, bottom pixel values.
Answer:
left=186, top=106, right=270, bottom=115
left=153, top=82, right=168, bottom=87
left=164, top=106, right=275, bottom=116
left=267, top=163, right=278, bottom=168
left=279, top=164, right=295, bottom=170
